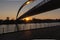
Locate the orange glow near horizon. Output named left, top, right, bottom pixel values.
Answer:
left=22, top=17, right=33, bottom=22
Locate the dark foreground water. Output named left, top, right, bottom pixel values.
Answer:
left=32, top=39, right=56, bottom=40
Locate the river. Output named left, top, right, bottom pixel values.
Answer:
left=0, top=22, right=60, bottom=34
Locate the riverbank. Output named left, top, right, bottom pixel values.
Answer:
left=0, top=19, right=60, bottom=25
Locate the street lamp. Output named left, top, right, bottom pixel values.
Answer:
left=16, top=0, right=35, bottom=20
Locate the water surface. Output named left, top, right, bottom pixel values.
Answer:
left=0, top=22, right=60, bottom=34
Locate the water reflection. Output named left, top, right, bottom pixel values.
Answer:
left=15, top=24, right=19, bottom=32
left=0, top=22, right=60, bottom=34
left=22, top=30, right=32, bottom=40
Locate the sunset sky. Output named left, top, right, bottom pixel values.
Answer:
left=0, top=0, right=60, bottom=20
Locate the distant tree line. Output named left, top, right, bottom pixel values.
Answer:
left=0, top=18, right=60, bottom=24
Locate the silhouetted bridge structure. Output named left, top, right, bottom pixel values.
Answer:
left=17, top=0, right=60, bottom=20
left=0, top=0, right=60, bottom=40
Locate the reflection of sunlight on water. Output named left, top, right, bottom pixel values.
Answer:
left=0, top=22, right=60, bottom=34
left=23, top=31, right=32, bottom=37
left=22, top=30, right=32, bottom=40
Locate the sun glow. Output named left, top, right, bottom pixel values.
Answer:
left=22, top=17, right=33, bottom=22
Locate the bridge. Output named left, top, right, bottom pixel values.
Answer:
left=0, top=0, right=60, bottom=40
left=17, top=0, right=60, bottom=20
